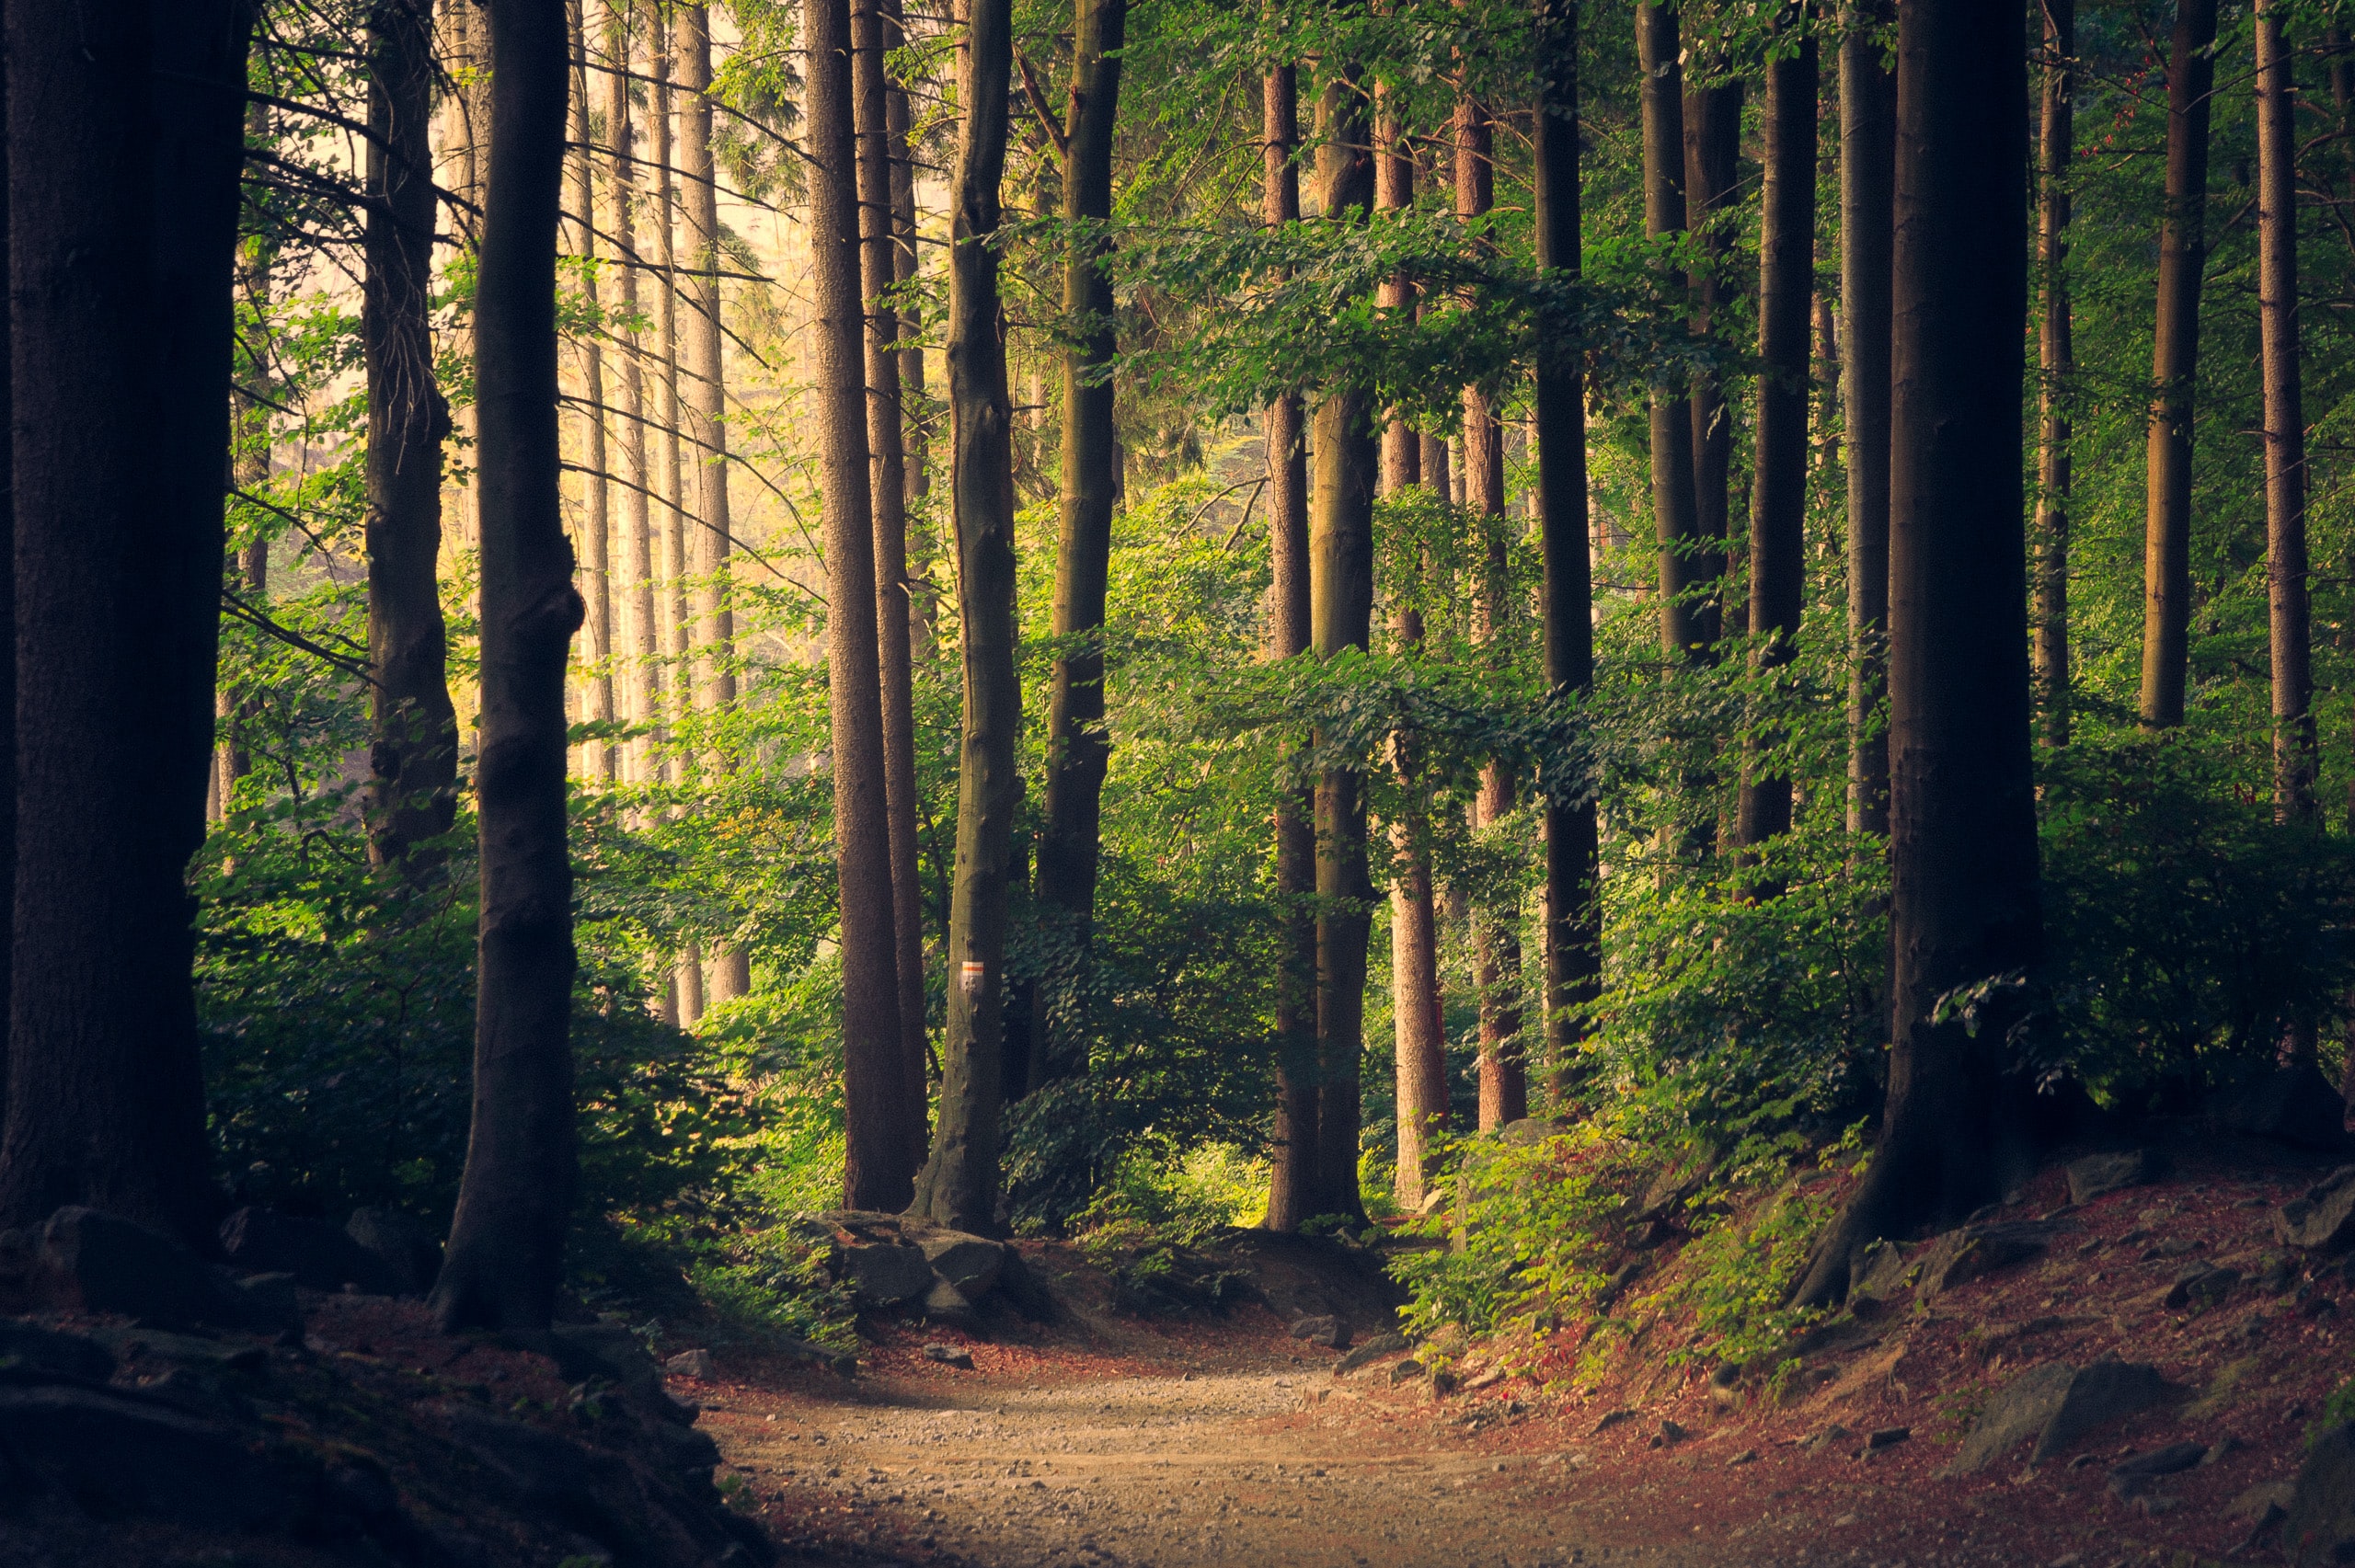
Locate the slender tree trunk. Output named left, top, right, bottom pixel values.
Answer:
left=1736, top=18, right=1817, bottom=866
left=907, top=0, right=1018, bottom=1231
left=0, top=0, right=248, bottom=1241
left=2033, top=0, right=2073, bottom=750
left=810, top=0, right=916, bottom=1209
left=1311, top=72, right=1376, bottom=1220
left=674, top=6, right=751, bottom=1002
left=1378, top=99, right=1444, bottom=1207
left=569, top=4, right=615, bottom=782
left=887, top=0, right=927, bottom=519
left=2138, top=0, right=2219, bottom=730
left=432, top=0, right=584, bottom=1333
left=1534, top=0, right=1596, bottom=1101
left=1458, top=91, right=1523, bottom=1131
left=1262, top=63, right=1319, bottom=1234
left=1845, top=6, right=1895, bottom=825
left=221, top=181, right=270, bottom=823
left=366, top=0, right=460, bottom=876
left=2257, top=0, right=2314, bottom=823
left=1795, top=0, right=2033, bottom=1307
left=1683, top=69, right=1740, bottom=647
left=856, top=0, right=931, bottom=1157
left=1636, top=4, right=1699, bottom=661
left=605, top=8, right=661, bottom=786
left=1030, top=0, right=1129, bottom=1093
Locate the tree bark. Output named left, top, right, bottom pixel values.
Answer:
left=1795, top=0, right=2033, bottom=1308
left=1683, top=68, right=1740, bottom=647
left=605, top=7, right=662, bottom=787
left=1534, top=0, right=1596, bottom=1104
left=1378, top=98, right=1444, bottom=1207
left=2033, top=0, right=2072, bottom=750
left=856, top=0, right=930, bottom=1156
left=1736, top=17, right=1817, bottom=865
left=569, top=3, right=615, bottom=783
left=652, top=17, right=700, bottom=1020
left=907, top=0, right=1017, bottom=1232
left=0, top=0, right=250, bottom=1242
left=1262, top=63, right=1319, bottom=1235
left=1844, top=5, right=1895, bottom=825
left=1636, top=4, right=1699, bottom=662
left=2137, top=0, right=2219, bottom=730
left=2257, top=0, right=2313, bottom=822
left=1311, top=72, right=1376, bottom=1220
left=887, top=0, right=928, bottom=519
left=1458, top=90, right=1522, bottom=1131
left=674, top=6, right=751, bottom=1003
left=810, top=0, right=916, bottom=1209
left=366, top=0, right=460, bottom=875
left=1030, top=0, right=1127, bottom=1092
left=432, top=0, right=585, bottom=1333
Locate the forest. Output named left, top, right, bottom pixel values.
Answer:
left=8, top=0, right=2355, bottom=1562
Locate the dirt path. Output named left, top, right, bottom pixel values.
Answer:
left=697, top=1315, right=1703, bottom=1568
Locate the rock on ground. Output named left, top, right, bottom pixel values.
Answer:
left=2288, top=1420, right=2355, bottom=1565
left=1947, top=1358, right=2177, bottom=1474
left=2065, top=1149, right=2158, bottom=1206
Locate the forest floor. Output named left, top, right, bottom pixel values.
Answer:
left=700, top=1145, right=2354, bottom=1568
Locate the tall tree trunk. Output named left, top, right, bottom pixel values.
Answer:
left=1534, top=0, right=1596, bottom=1101
left=0, top=0, right=249, bottom=1241
left=1683, top=68, right=1740, bottom=647
left=1378, top=98, right=1444, bottom=1207
left=366, top=0, right=460, bottom=876
left=887, top=0, right=927, bottom=518
left=1311, top=71, right=1376, bottom=1220
left=1030, top=0, right=1128, bottom=1091
left=1459, top=90, right=1523, bottom=1131
left=220, top=168, right=271, bottom=823
left=674, top=6, right=751, bottom=1002
left=569, top=3, right=615, bottom=783
left=1795, top=0, right=2032, bottom=1308
left=1844, top=5, right=1895, bottom=826
left=2257, top=0, right=2313, bottom=823
left=605, top=7, right=661, bottom=787
left=856, top=0, right=931, bottom=1160
left=1636, top=4, right=1699, bottom=661
left=907, top=0, right=1018, bottom=1231
left=1261, top=63, right=1318, bottom=1234
left=651, top=15, right=702, bottom=1023
left=1736, top=16, right=1817, bottom=865
left=2034, top=0, right=2073, bottom=750
left=431, top=0, right=584, bottom=1333
left=2137, top=0, right=2219, bottom=730
left=810, top=0, right=916, bottom=1209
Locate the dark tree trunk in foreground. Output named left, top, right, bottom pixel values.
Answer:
left=907, top=0, right=1017, bottom=1232
left=1795, top=0, right=2034, bottom=1308
left=2137, top=0, right=2218, bottom=730
left=0, top=0, right=249, bottom=1242
left=1030, top=0, right=1128, bottom=1093
left=1736, top=18, right=1817, bottom=866
left=2257, top=0, right=2313, bottom=823
left=1534, top=0, right=1596, bottom=1099
left=1262, top=63, right=1319, bottom=1234
left=811, top=0, right=917, bottom=1210
left=1311, top=73, right=1376, bottom=1221
left=855, top=0, right=929, bottom=1156
left=1683, top=68, right=1740, bottom=647
left=366, top=0, right=460, bottom=876
left=431, top=0, right=584, bottom=1333
left=1636, top=4, right=1699, bottom=662
left=2032, top=0, right=2072, bottom=750
left=1844, top=4, right=1894, bottom=830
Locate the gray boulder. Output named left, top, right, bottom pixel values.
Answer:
left=2108, top=1440, right=2206, bottom=1498
left=2219, top=1063, right=2349, bottom=1150
left=2065, top=1150, right=2158, bottom=1206
left=1335, top=1332, right=1409, bottom=1375
left=345, top=1207, right=442, bottom=1296
left=1946, top=1358, right=2177, bottom=1474
left=33, top=1207, right=237, bottom=1329
left=1288, top=1314, right=1345, bottom=1348
left=219, top=1207, right=402, bottom=1295
left=663, top=1348, right=716, bottom=1380
left=2287, top=1421, right=2355, bottom=1564
left=1848, top=1239, right=1914, bottom=1301
left=921, top=1278, right=981, bottom=1331
left=2279, top=1167, right=2355, bottom=1253
left=1915, top=1222, right=2053, bottom=1299
left=919, top=1230, right=1005, bottom=1299
left=840, top=1242, right=933, bottom=1307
